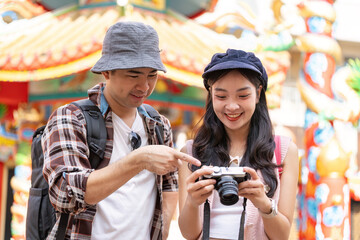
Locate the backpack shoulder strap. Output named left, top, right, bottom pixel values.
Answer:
left=56, top=213, right=69, bottom=240
left=274, top=135, right=291, bottom=177
left=46, top=99, right=106, bottom=240
left=142, top=104, right=164, bottom=145
left=142, top=103, right=161, bottom=121
left=274, top=135, right=282, bottom=166
left=72, top=99, right=107, bottom=169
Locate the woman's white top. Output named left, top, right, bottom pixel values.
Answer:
left=209, top=156, right=245, bottom=240
left=91, top=111, right=156, bottom=240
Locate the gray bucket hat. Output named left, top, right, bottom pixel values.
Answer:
left=91, top=21, right=167, bottom=73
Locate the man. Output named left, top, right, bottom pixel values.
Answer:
left=42, top=21, right=200, bottom=239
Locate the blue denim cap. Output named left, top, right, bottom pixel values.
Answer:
left=91, top=21, right=166, bottom=74
left=202, top=49, right=267, bottom=90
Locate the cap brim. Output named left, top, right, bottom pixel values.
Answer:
left=202, top=60, right=261, bottom=79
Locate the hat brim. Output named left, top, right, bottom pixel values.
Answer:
left=202, top=60, right=262, bottom=79
left=90, top=54, right=167, bottom=74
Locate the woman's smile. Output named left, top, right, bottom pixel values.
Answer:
left=225, top=113, right=242, bottom=121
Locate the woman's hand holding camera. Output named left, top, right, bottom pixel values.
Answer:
left=185, top=167, right=216, bottom=207
left=185, top=166, right=272, bottom=213
left=238, top=167, right=272, bottom=214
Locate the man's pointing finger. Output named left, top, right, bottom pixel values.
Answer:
left=176, top=152, right=201, bottom=166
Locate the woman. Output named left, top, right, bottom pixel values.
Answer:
left=178, top=49, right=299, bottom=240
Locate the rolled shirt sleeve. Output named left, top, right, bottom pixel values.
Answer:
left=42, top=104, right=95, bottom=214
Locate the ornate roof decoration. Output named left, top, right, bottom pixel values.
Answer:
left=0, top=0, right=46, bottom=21
left=0, top=4, right=236, bottom=87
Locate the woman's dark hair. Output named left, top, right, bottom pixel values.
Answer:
left=192, top=68, right=278, bottom=197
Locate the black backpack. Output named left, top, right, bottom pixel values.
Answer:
left=26, top=99, right=164, bottom=240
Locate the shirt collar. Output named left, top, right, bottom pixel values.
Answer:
left=100, top=86, right=109, bottom=116
left=90, top=83, right=158, bottom=123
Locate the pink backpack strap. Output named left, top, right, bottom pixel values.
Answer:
left=274, top=135, right=291, bottom=177
left=274, top=135, right=282, bottom=166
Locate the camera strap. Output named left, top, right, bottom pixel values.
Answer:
left=202, top=198, right=247, bottom=240
left=238, top=198, right=247, bottom=240
left=203, top=199, right=211, bottom=239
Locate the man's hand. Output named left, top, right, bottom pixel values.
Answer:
left=134, top=145, right=201, bottom=175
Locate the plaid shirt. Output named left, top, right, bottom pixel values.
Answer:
left=42, top=83, right=177, bottom=239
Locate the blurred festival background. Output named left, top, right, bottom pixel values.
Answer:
left=1, top=0, right=360, bottom=239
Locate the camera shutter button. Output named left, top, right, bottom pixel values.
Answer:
left=213, top=166, right=220, bottom=173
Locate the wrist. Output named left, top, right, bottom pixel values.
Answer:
left=129, top=148, right=146, bottom=172
left=185, top=196, right=201, bottom=209
left=258, top=198, right=272, bottom=214
left=258, top=198, right=278, bottom=218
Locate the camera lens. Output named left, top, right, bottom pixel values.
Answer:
left=215, top=176, right=239, bottom=205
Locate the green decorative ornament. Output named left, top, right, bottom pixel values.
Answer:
left=348, top=58, right=360, bottom=95
left=0, top=104, right=7, bottom=119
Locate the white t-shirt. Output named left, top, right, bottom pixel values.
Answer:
left=91, top=111, right=156, bottom=240
left=210, top=155, right=245, bottom=240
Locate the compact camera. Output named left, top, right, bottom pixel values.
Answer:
left=203, top=166, right=249, bottom=206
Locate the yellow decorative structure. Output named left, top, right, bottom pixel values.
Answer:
left=295, top=0, right=360, bottom=239
left=316, top=137, right=350, bottom=178
left=0, top=4, right=236, bottom=88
